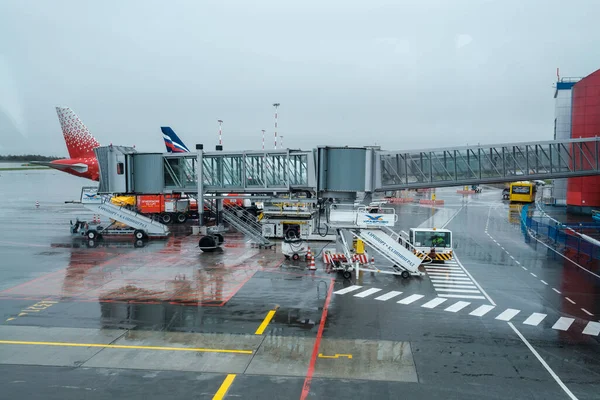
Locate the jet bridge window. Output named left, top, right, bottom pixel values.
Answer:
left=117, top=162, right=124, bottom=175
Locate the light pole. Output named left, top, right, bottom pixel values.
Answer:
left=280, top=135, right=284, bottom=149
left=273, top=103, right=280, bottom=149
left=217, top=120, right=223, bottom=146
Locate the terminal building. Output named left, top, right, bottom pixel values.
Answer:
left=553, top=69, right=600, bottom=214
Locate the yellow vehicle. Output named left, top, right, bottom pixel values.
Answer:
left=509, top=181, right=536, bottom=203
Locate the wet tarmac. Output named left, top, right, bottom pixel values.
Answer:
left=1, top=172, right=599, bottom=399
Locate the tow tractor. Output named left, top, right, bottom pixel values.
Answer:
left=401, top=228, right=453, bottom=262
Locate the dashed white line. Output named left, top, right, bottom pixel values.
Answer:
left=421, top=297, right=448, bottom=309
left=431, top=283, right=478, bottom=289
left=469, top=304, right=495, bottom=317
left=374, top=291, right=403, bottom=301
left=334, top=285, right=362, bottom=295
left=522, top=266, right=527, bottom=270
left=581, top=308, right=593, bottom=317
left=523, top=313, right=547, bottom=326
left=510, top=255, right=515, bottom=260
left=515, top=261, right=521, bottom=265
left=530, top=273, right=537, bottom=277
left=565, top=297, right=576, bottom=305
left=552, top=317, right=575, bottom=331
left=354, top=288, right=382, bottom=298
left=445, top=301, right=471, bottom=312
left=397, top=294, right=424, bottom=305
left=540, top=280, right=548, bottom=285
left=496, top=308, right=520, bottom=321
left=552, top=288, right=561, bottom=294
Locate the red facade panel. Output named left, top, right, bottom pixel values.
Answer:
left=567, top=69, right=600, bottom=208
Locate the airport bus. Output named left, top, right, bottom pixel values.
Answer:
left=509, top=181, right=536, bottom=203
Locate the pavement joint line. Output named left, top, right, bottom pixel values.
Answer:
left=213, top=374, right=236, bottom=400
left=0, top=340, right=253, bottom=354
left=255, top=308, right=278, bottom=335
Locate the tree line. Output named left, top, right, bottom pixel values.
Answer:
left=0, top=154, right=62, bottom=162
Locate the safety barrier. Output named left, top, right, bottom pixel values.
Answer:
left=525, top=216, right=600, bottom=262
left=456, top=190, right=476, bottom=194
left=387, top=197, right=415, bottom=204
left=419, top=199, right=445, bottom=205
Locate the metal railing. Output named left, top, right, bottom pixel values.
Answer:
left=204, top=201, right=272, bottom=246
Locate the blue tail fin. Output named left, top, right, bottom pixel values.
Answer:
left=161, top=127, right=190, bottom=153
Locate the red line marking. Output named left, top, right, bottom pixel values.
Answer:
left=300, top=279, right=334, bottom=400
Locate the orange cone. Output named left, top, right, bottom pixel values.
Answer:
left=370, top=256, right=375, bottom=267
left=306, top=246, right=312, bottom=262
left=309, top=254, right=316, bottom=271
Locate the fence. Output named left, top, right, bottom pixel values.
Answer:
left=524, top=208, right=600, bottom=263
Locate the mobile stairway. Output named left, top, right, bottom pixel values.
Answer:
left=203, top=200, right=273, bottom=249
left=78, top=186, right=170, bottom=239
left=327, top=205, right=426, bottom=279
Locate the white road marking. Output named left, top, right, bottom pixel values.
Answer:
left=496, top=309, right=520, bottom=321
left=582, top=321, right=600, bottom=336
left=434, top=288, right=482, bottom=293
left=510, top=255, right=515, bottom=260
left=552, top=317, right=574, bottom=331
left=565, top=297, right=576, bottom=304
left=540, top=280, right=548, bottom=285
left=374, top=291, right=403, bottom=301
left=530, top=273, right=537, bottom=278
left=507, top=322, right=579, bottom=400
left=432, top=283, right=478, bottom=289
left=430, top=277, right=473, bottom=282
left=421, top=297, right=448, bottom=309
left=334, top=285, right=362, bottom=295
left=552, top=288, right=561, bottom=294
left=397, top=294, right=424, bottom=304
left=453, top=255, right=496, bottom=305
left=354, top=288, right=382, bottom=298
left=426, top=272, right=467, bottom=277
left=501, top=247, right=505, bottom=250
left=523, top=313, right=547, bottom=326
left=469, top=305, right=495, bottom=317
left=438, top=294, right=486, bottom=299
left=522, top=266, right=528, bottom=270
left=425, top=268, right=464, bottom=273
left=424, top=266, right=462, bottom=271
left=515, top=260, right=521, bottom=265
left=445, top=301, right=470, bottom=312
left=581, top=308, right=593, bottom=316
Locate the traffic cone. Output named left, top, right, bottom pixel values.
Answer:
left=370, top=256, right=375, bottom=267
left=309, top=254, right=316, bottom=271
left=306, top=246, right=312, bottom=262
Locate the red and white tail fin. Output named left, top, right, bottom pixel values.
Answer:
left=55, top=107, right=100, bottom=159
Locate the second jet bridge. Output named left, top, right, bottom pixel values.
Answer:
left=95, top=136, right=600, bottom=196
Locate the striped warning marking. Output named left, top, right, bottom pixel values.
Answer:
left=523, top=313, right=547, bottom=326
left=334, top=285, right=362, bottom=295
left=469, top=304, right=495, bottom=317
left=552, top=317, right=574, bottom=331
left=374, top=291, right=403, bottom=301
left=426, top=261, right=486, bottom=300
left=421, top=297, right=447, bottom=309
left=332, top=286, right=600, bottom=336
left=354, top=288, right=382, bottom=298
left=445, top=301, right=470, bottom=313
left=398, top=294, right=424, bottom=305
left=496, top=309, right=520, bottom=321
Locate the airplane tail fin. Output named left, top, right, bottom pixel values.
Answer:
left=161, top=127, right=190, bottom=153
left=55, top=107, right=101, bottom=159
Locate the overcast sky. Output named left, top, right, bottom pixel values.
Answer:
left=1, top=0, right=599, bottom=157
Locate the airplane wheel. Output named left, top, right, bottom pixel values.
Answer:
left=401, top=270, right=410, bottom=279
left=342, top=271, right=352, bottom=280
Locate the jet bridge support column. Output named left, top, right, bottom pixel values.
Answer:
left=196, top=144, right=204, bottom=227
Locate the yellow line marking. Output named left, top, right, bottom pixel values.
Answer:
left=255, top=309, right=277, bottom=335
left=318, top=353, right=353, bottom=359
left=213, top=374, right=236, bottom=400
left=0, top=340, right=253, bottom=354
